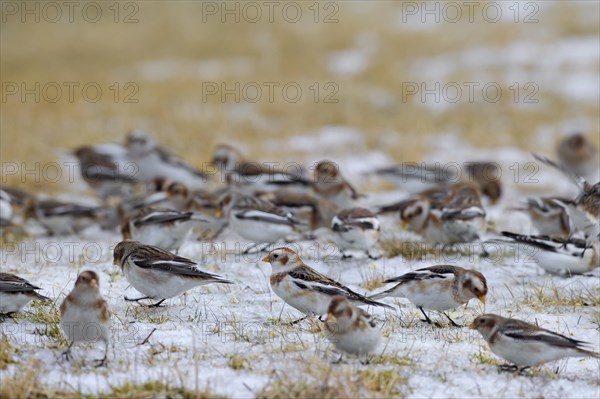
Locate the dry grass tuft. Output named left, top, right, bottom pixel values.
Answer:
left=0, top=365, right=226, bottom=399
left=257, top=360, right=408, bottom=399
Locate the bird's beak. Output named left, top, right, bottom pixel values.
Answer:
left=400, top=219, right=408, bottom=229
left=326, top=314, right=336, bottom=323
left=468, top=322, right=477, bottom=330
left=478, top=295, right=486, bottom=304
left=261, top=255, right=270, bottom=263
left=215, top=207, right=223, bottom=218
left=89, top=280, right=98, bottom=287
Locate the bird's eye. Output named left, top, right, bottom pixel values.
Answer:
left=273, top=254, right=279, bottom=259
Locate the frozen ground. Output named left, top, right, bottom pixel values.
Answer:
left=1, top=139, right=599, bottom=398
left=1, top=1, right=599, bottom=397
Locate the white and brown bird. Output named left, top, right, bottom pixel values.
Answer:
left=325, top=296, right=381, bottom=364
left=23, top=198, right=103, bottom=235
left=0, top=190, right=13, bottom=227
left=392, top=184, right=487, bottom=246
left=219, top=194, right=305, bottom=253
left=73, top=145, right=140, bottom=200
left=0, top=272, right=49, bottom=317
left=60, top=271, right=110, bottom=366
left=331, top=208, right=380, bottom=259
left=125, top=131, right=208, bottom=190
left=496, top=232, right=599, bottom=275
left=556, top=133, right=599, bottom=183
left=262, top=248, right=393, bottom=324
left=121, top=207, right=209, bottom=252
left=534, top=154, right=599, bottom=242
left=371, top=163, right=459, bottom=194
left=512, top=197, right=572, bottom=236
left=470, top=314, right=599, bottom=372
left=312, top=161, right=361, bottom=209
left=465, top=162, right=503, bottom=204
left=256, top=190, right=339, bottom=231
left=371, top=265, right=487, bottom=327
left=113, top=240, right=233, bottom=307
left=212, top=143, right=310, bottom=192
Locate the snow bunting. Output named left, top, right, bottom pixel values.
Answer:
left=496, top=232, right=599, bottom=275
left=0, top=272, right=49, bottom=316
left=113, top=240, right=233, bottom=307
left=162, top=182, right=228, bottom=240
left=0, top=190, right=13, bottom=226
left=331, top=208, right=380, bottom=258
left=212, top=143, right=309, bottom=191
left=74, top=145, right=139, bottom=200
left=325, top=296, right=381, bottom=364
left=469, top=314, right=599, bottom=371
left=219, top=194, right=305, bottom=253
left=23, top=198, right=102, bottom=235
left=572, top=181, right=600, bottom=241
left=512, top=197, right=572, bottom=236
left=534, top=154, right=599, bottom=242
left=312, top=161, right=361, bottom=209
left=394, top=185, right=486, bottom=245
left=556, top=133, right=599, bottom=183
left=262, top=248, right=393, bottom=323
left=121, top=207, right=209, bottom=252
left=371, top=163, right=459, bottom=194
left=465, top=162, right=502, bottom=204
left=211, top=143, right=246, bottom=173
left=60, top=271, right=110, bottom=366
left=126, top=131, right=208, bottom=190
left=256, top=190, right=339, bottom=230
left=0, top=184, right=33, bottom=208
left=371, top=265, right=487, bottom=327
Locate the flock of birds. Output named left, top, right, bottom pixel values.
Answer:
left=0, top=131, right=599, bottom=374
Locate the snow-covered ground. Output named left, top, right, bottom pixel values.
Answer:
left=1, top=140, right=598, bottom=398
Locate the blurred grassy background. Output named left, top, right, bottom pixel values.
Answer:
left=1, top=1, right=599, bottom=189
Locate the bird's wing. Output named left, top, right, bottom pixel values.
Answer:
left=133, top=209, right=193, bottom=227
left=384, top=265, right=459, bottom=283
left=289, top=266, right=393, bottom=309
left=0, top=273, right=40, bottom=292
left=501, top=319, right=587, bottom=349
left=130, top=245, right=230, bottom=282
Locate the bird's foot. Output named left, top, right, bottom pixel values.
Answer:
left=124, top=296, right=149, bottom=303
left=147, top=299, right=166, bottom=308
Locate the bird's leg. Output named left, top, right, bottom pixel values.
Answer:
left=517, top=366, right=531, bottom=376
left=332, top=354, right=344, bottom=364
left=478, top=239, right=490, bottom=257
left=124, top=295, right=150, bottom=302
left=147, top=299, right=166, bottom=308
left=94, top=341, right=108, bottom=367
left=359, top=355, right=370, bottom=365
left=419, top=307, right=434, bottom=325
left=62, top=341, right=75, bottom=361
left=498, top=364, right=518, bottom=373
left=443, top=312, right=461, bottom=328
left=0, top=312, right=16, bottom=320
left=289, top=316, right=308, bottom=326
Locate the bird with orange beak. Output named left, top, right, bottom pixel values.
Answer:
left=60, top=271, right=110, bottom=366
left=371, top=265, right=487, bottom=327
left=262, top=248, right=393, bottom=324
left=469, top=313, right=599, bottom=373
